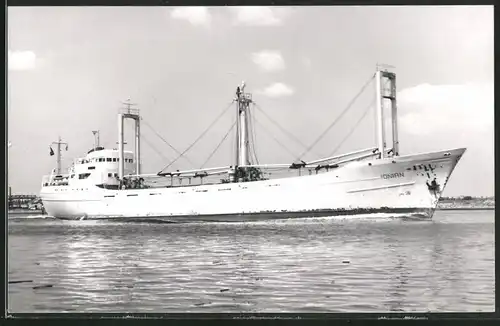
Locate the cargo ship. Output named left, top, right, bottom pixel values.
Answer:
left=39, top=67, right=465, bottom=221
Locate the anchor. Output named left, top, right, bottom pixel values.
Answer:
left=426, top=178, right=441, bottom=197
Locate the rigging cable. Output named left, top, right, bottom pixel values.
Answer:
left=142, top=134, right=173, bottom=165
left=328, top=98, right=375, bottom=157
left=296, top=73, right=375, bottom=161
left=253, top=103, right=318, bottom=156
left=253, top=115, right=301, bottom=161
left=247, top=106, right=260, bottom=165
left=230, top=111, right=235, bottom=166
left=251, top=110, right=260, bottom=165
left=201, top=119, right=237, bottom=169
left=328, top=77, right=391, bottom=157
left=159, top=100, right=235, bottom=172
left=141, top=118, right=197, bottom=168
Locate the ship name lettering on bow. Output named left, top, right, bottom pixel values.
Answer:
left=381, top=172, right=405, bottom=179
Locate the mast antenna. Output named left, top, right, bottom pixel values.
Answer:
left=376, top=63, right=396, bottom=72
left=121, top=98, right=138, bottom=113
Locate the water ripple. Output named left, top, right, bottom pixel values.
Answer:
left=8, top=210, right=494, bottom=313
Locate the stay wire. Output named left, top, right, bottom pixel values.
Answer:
left=159, top=100, right=235, bottom=172
left=252, top=103, right=316, bottom=156
left=141, top=134, right=173, bottom=167
left=328, top=98, right=375, bottom=157
left=297, top=73, right=375, bottom=161
left=201, top=119, right=237, bottom=169
left=230, top=116, right=235, bottom=166
left=329, top=77, right=391, bottom=157
left=141, top=118, right=197, bottom=167
left=253, top=115, right=301, bottom=160
left=247, top=107, right=260, bottom=165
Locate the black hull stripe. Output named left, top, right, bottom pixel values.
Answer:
left=54, top=207, right=435, bottom=222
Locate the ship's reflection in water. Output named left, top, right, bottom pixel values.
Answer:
left=7, top=210, right=495, bottom=313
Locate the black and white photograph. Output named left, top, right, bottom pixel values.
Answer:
left=7, top=5, right=494, bottom=315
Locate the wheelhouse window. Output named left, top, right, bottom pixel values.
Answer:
left=108, top=173, right=112, bottom=177
left=107, top=158, right=112, bottom=162
left=112, top=158, right=117, bottom=162
left=79, top=173, right=91, bottom=179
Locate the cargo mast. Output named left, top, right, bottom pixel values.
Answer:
left=51, top=136, right=68, bottom=175
left=234, top=82, right=253, bottom=181
left=375, top=65, right=399, bottom=158
left=118, top=99, right=141, bottom=181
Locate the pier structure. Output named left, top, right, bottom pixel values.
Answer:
left=8, top=194, right=40, bottom=210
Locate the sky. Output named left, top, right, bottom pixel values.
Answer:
left=7, top=6, right=494, bottom=197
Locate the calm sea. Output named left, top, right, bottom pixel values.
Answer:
left=7, top=210, right=495, bottom=313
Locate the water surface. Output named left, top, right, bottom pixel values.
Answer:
left=8, top=210, right=495, bottom=313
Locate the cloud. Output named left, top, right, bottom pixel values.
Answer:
left=302, top=57, right=312, bottom=70
left=396, top=82, right=494, bottom=197
left=231, top=7, right=290, bottom=26
left=251, top=50, right=285, bottom=72
left=258, top=83, right=294, bottom=98
left=8, top=50, right=37, bottom=71
left=397, top=82, right=493, bottom=136
left=170, top=7, right=211, bottom=27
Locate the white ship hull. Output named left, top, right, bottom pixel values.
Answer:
left=40, top=147, right=465, bottom=222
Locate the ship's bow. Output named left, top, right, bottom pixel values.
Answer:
left=401, top=147, right=466, bottom=218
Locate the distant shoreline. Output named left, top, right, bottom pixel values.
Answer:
left=436, top=197, right=494, bottom=211
left=436, top=207, right=495, bottom=211
left=8, top=209, right=44, bottom=215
